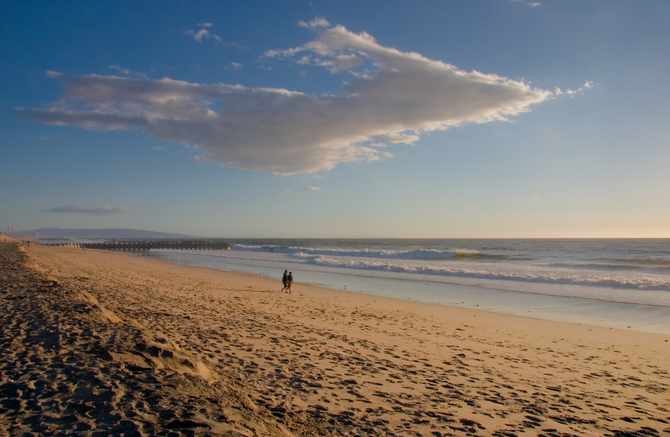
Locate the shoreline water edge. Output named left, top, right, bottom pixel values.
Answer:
left=134, top=238, right=670, bottom=335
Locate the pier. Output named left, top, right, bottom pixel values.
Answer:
left=79, top=240, right=230, bottom=251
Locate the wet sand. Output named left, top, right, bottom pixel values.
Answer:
left=1, top=240, right=669, bottom=436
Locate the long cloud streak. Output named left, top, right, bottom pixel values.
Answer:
left=44, top=205, right=132, bottom=215
left=18, top=20, right=553, bottom=175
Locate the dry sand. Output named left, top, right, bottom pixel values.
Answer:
left=1, top=241, right=669, bottom=436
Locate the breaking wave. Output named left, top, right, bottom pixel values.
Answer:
left=231, top=244, right=514, bottom=262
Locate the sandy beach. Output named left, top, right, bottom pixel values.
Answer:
left=1, top=240, right=669, bottom=436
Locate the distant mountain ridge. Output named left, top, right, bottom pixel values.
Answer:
left=23, top=228, right=197, bottom=239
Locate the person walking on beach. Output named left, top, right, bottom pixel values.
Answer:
left=281, top=270, right=289, bottom=292
left=287, top=272, right=293, bottom=293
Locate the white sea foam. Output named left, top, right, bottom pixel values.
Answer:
left=230, top=244, right=512, bottom=261
left=232, top=243, right=461, bottom=260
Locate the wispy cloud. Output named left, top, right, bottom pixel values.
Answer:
left=299, top=17, right=331, bottom=30
left=555, top=81, right=595, bottom=97
left=108, top=65, right=150, bottom=79
left=304, top=186, right=322, bottom=191
left=510, top=0, right=541, bottom=7
left=184, top=23, right=221, bottom=43
left=18, top=20, right=554, bottom=175
left=373, top=133, right=420, bottom=145
left=109, top=65, right=130, bottom=75
left=43, top=205, right=132, bottom=215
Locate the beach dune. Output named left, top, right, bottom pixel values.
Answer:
left=1, top=241, right=669, bottom=436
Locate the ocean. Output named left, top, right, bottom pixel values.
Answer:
left=136, top=238, right=670, bottom=334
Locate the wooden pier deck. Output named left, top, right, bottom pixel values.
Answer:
left=80, top=240, right=230, bottom=251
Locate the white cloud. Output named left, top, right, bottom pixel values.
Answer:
left=108, top=65, right=150, bottom=79
left=510, top=0, right=541, bottom=6
left=184, top=24, right=221, bottom=43
left=44, top=205, right=132, bottom=215
left=373, top=133, right=420, bottom=144
left=335, top=54, right=365, bottom=72
left=19, top=21, right=554, bottom=175
left=304, top=186, right=322, bottom=191
left=555, top=80, right=595, bottom=96
left=109, top=65, right=130, bottom=75
left=299, top=17, right=330, bottom=29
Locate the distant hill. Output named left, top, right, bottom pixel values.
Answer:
left=24, top=228, right=197, bottom=239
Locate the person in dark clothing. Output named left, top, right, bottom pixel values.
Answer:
left=287, top=272, right=293, bottom=293
left=282, top=270, right=289, bottom=292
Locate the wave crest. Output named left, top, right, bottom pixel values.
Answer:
left=231, top=244, right=512, bottom=261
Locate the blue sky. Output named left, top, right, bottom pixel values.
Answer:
left=2, top=0, right=669, bottom=238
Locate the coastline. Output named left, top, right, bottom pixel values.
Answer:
left=142, top=249, right=670, bottom=335
left=2, top=242, right=669, bottom=435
